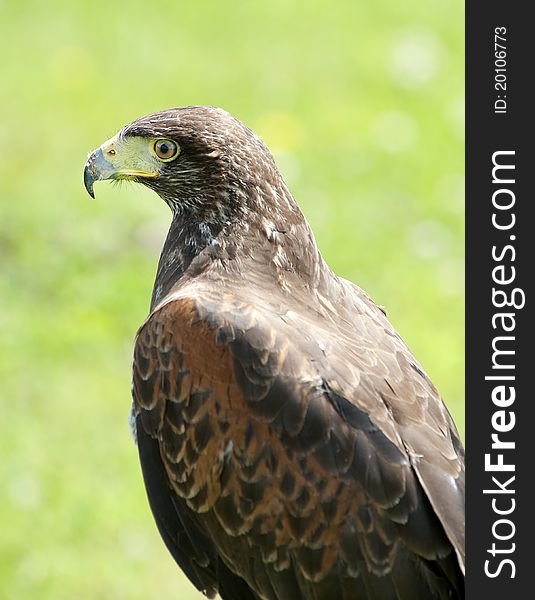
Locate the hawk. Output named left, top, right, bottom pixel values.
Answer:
left=84, top=106, right=465, bottom=599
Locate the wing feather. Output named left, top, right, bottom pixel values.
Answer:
left=132, top=287, right=464, bottom=599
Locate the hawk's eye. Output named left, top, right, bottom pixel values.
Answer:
left=153, top=139, right=179, bottom=161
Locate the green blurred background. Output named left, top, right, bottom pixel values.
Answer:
left=0, top=1, right=463, bottom=598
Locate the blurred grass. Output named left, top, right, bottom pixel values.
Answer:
left=0, top=1, right=463, bottom=598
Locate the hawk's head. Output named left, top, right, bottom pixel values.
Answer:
left=84, top=106, right=283, bottom=220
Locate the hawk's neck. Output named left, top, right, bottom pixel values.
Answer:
left=150, top=216, right=220, bottom=309
left=150, top=202, right=326, bottom=311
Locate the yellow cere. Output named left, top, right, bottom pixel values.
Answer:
left=102, top=134, right=164, bottom=179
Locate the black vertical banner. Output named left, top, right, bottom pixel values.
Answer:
left=466, top=2, right=531, bottom=597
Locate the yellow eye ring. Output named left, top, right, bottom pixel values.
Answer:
left=152, top=139, right=180, bottom=162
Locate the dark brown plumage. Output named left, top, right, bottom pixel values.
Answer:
left=84, top=106, right=465, bottom=599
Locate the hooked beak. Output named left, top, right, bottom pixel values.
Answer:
left=83, top=135, right=159, bottom=198
left=84, top=147, right=111, bottom=199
